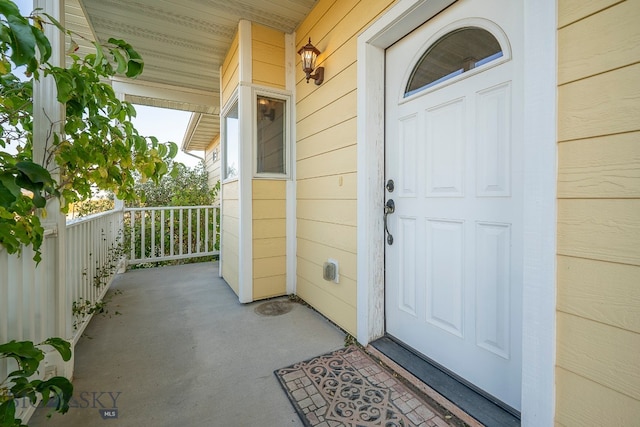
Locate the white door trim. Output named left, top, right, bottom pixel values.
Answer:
left=355, top=0, right=557, bottom=424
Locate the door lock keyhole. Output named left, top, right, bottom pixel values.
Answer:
left=386, top=179, right=395, bottom=193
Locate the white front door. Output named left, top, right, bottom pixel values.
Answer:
left=384, top=0, right=523, bottom=411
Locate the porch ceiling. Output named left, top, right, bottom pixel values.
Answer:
left=68, top=0, right=317, bottom=151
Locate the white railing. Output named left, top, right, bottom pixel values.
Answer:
left=0, top=229, right=59, bottom=347
left=124, top=206, right=219, bottom=265
left=0, top=208, right=125, bottom=351
left=0, top=229, right=60, bottom=422
left=1, top=207, right=125, bottom=421
left=1, top=204, right=218, bottom=399
left=66, top=209, right=125, bottom=343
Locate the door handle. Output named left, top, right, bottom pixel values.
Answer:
left=384, top=199, right=395, bottom=245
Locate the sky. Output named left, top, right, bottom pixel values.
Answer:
left=13, top=0, right=203, bottom=168
left=129, top=106, right=202, bottom=168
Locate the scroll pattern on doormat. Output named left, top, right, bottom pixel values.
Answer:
left=275, top=346, right=451, bottom=427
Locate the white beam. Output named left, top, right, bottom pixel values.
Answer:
left=111, top=78, right=219, bottom=111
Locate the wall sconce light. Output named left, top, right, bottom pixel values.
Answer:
left=298, top=38, right=324, bottom=85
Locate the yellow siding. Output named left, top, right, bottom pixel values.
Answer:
left=205, top=136, right=221, bottom=190
left=252, top=180, right=286, bottom=299
left=251, top=23, right=286, bottom=89
left=556, top=0, right=640, bottom=422
left=557, top=312, right=640, bottom=401
left=293, top=0, right=398, bottom=335
left=558, top=0, right=621, bottom=28
left=222, top=180, right=239, bottom=295
left=557, top=256, right=640, bottom=333
left=558, top=0, right=640, bottom=84
left=221, top=31, right=239, bottom=106
left=555, top=367, right=640, bottom=426
left=558, top=64, right=640, bottom=142
left=219, top=25, right=241, bottom=296
left=557, top=199, right=640, bottom=265
left=557, top=132, right=640, bottom=198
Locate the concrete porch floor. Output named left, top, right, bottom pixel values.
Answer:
left=29, top=262, right=346, bottom=427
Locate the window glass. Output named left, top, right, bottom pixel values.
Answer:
left=405, top=27, right=503, bottom=97
left=256, top=96, right=286, bottom=174
left=223, top=101, right=239, bottom=180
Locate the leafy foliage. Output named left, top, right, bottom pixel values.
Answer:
left=68, top=195, right=114, bottom=219
left=125, top=161, right=220, bottom=268
left=0, top=0, right=178, bottom=260
left=128, top=160, right=218, bottom=208
left=0, top=339, right=73, bottom=427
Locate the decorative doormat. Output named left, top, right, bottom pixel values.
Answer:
left=275, top=346, right=454, bottom=427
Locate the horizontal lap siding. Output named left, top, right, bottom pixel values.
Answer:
left=222, top=181, right=240, bottom=295
left=556, top=0, right=640, bottom=422
left=252, top=24, right=286, bottom=89
left=205, top=137, right=221, bottom=189
left=220, top=25, right=240, bottom=295
left=253, top=180, right=286, bottom=299
left=221, top=32, right=239, bottom=106
left=294, top=0, right=394, bottom=335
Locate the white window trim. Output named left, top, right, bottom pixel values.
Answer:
left=252, top=87, right=292, bottom=180
left=356, top=0, right=557, bottom=425
left=221, top=90, right=240, bottom=184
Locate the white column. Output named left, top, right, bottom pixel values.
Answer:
left=285, top=32, right=297, bottom=295
left=237, top=20, right=253, bottom=303
left=32, top=0, right=71, bottom=375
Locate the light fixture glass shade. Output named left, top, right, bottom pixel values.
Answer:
left=297, top=38, right=324, bottom=85
left=298, top=38, right=320, bottom=73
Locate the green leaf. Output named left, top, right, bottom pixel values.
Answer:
left=0, top=0, right=21, bottom=19
left=6, top=14, right=36, bottom=67
left=41, top=12, right=66, bottom=34
left=92, top=41, right=105, bottom=67
left=169, top=164, right=180, bottom=179
left=31, top=192, right=46, bottom=208
left=41, top=338, right=72, bottom=361
left=0, top=174, right=21, bottom=198
left=36, top=377, right=74, bottom=414
left=0, top=400, right=18, bottom=427
left=0, top=340, right=43, bottom=377
left=0, top=182, right=17, bottom=208
left=156, top=162, right=168, bottom=176
left=106, top=37, right=127, bottom=48
left=125, top=58, right=143, bottom=78
left=53, top=72, right=74, bottom=103
left=31, top=23, right=51, bottom=63
left=167, top=142, right=179, bottom=158
left=15, top=161, right=53, bottom=185
left=9, top=376, right=37, bottom=401
left=111, top=49, right=126, bottom=74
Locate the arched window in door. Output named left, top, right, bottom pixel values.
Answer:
left=405, top=27, right=503, bottom=97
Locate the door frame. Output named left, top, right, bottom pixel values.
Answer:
left=355, top=0, right=557, bottom=424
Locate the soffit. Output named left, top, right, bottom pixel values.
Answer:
left=69, top=0, right=316, bottom=150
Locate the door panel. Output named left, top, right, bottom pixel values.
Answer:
left=425, top=219, right=464, bottom=337
left=426, top=100, right=465, bottom=196
left=476, top=83, right=511, bottom=196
